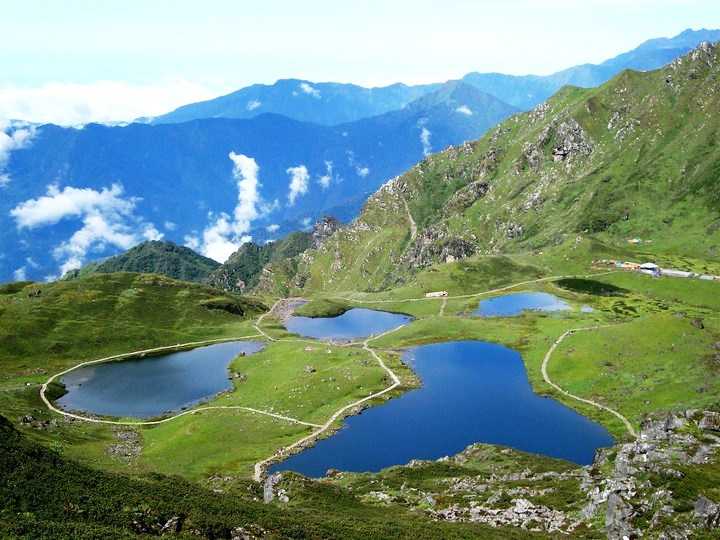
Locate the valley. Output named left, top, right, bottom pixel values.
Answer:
left=1, top=23, right=720, bottom=540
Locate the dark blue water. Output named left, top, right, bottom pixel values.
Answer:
left=285, top=308, right=412, bottom=340
left=475, top=292, right=570, bottom=317
left=57, top=341, right=264, bottom=418
left=270, top=341, right=613, bottom=477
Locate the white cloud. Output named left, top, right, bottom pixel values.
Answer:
left=200, top=213, right=246, bottom=263
left=287, top=165, right=310, bottom=205
left=318, top=160, right=333, bottom=188
left=164, top=220, right=176, bottom=231
left=184, top=234, right=200, bottom=251
left=266, top=224, right=280, bottom=233
left=0, top=80, right=219, bottom=126
left=196, top=152, right=264, bottom=262
left=347, top=150, right=369, bottom=179
left=420, top=126, right=432, bottom=156
left=10, top=183, right=134, bottom=229
left=142, top=224, right=164, bottom=241
left=299, top=82, right=321, bottom=98
left=301, top=217, right=312, bottom=229
left=455, top=105, right=473, bottom=116
left=10, top=182, right=160, bottom=277
left=246, top=99, right=262, bottom=111
left=54, top=212, right=138, bottom=276
left=13, top=267, right=27, bottom=281
left=0, top=120, right=36, bottom=187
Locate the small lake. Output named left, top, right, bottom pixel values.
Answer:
left=269, top=341, right=612, bottom=477
left=285, top=308, right=412, bottom=340
left=56, top=341, right=264, bottom=419
left=475, top=292, right=570, bottom=317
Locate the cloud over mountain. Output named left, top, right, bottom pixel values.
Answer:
left=192, top=152, right=265, bottom=263
left=10, top=183, right=161, bottom=277
left=287, top=165, right=310, bottom=205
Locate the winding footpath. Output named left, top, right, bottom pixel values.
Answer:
left=253, top=324, right=405, bottom=481
left=39, top=269, right=636, bottom=483
left=39, top=334, right=323, bottom=428
left=541, top=326, right=637, bottom=438
left=333, top=271, right=619, bottom=305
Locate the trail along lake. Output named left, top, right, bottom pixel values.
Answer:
left=270, top=340, right=613, bottom=477
left=56, top=341, right=264, bottom=419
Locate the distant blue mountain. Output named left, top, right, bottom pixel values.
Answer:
left=150, top=29, right=720, bottom=125
left=150, top=79, right=440, bottom=126
left=462, top=28, right=720, bottom=109
left=1, top=82, right=516, bottom=282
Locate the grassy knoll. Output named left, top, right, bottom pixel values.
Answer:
left=0, top=415, right=535, bottom=539
left=595, top=271, right=720, bottom=312
left=294, top=298, right=350, bottom=317
left=0, top=273, right=265, bottom=382
left=222, top=341, right=389, bottom=424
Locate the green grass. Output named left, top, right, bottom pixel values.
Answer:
left=547, top=314, right=720, bottom=429
left=294, top=298, right=351, bottom=317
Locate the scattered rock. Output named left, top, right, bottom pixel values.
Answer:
left=606, top=493, right=637, bottom=540
left=694, top=496, right=720, bottom=528
left=691, top=318, right=705, bottom=330
left=107, top=428, right=142, bottom=462
left=263, top=473, right=288, bottom=504
left=699, top=411, right=720, bottom=432
left=160, top=516, right=182, bottom=535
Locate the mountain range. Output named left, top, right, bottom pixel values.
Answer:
left=261, top=41, right=720, bottom=294
left=1, top=28, right=717, bottom=283
left=152, top=28, right=720, bottom=122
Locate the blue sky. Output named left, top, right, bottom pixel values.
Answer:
left=1, top=0, right=719, bottom=123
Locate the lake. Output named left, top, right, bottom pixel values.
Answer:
left=475, top=292, right=570, bottom=317
left=56, top=341, right=264, bottom=419
left=269, top=340, right=613, bottom=477
left=285, top=308, right=412, bottom=340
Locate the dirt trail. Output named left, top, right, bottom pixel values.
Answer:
left=252, top=324, right=405, bottom=481
left=403, top=197, right=417, bottom=241
left=36, top=334, right=327, bottom=428
left=541, top=326, right=637, bottom=439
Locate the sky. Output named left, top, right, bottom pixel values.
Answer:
left=1, top=0, right=719, bottom=124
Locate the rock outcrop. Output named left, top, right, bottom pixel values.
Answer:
left=312, top=216, right=341, bottom=249
left=402, top=224, right=476, bottom=268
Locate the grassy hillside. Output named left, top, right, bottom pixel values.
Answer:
left=65, top=240, right=221, bottom=282
left=285, top=42, right=720, bottom=294
left=0, top=415, right=532, bottom=539
left=0, top=273, right=264, bottom=379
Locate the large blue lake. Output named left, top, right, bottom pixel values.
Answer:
left=57, top=341, right=264, bottom=418
left=270, top=340, right=613, bottom=477
left=285, top=308, right=412, bottom=340
left=475, top=292, right=570, bottom=317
